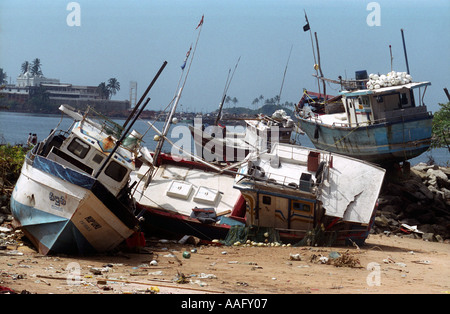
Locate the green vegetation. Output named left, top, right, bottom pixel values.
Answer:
left=0, top=144, right=26, bottom=192
left=21, top=58, right=43, bottom=76
left=431, top=101, right=450, bottom=152
left=0, top=68, right=7, bottom=85
left=97, top=78, right=121, bottom=100
left=219, top=94, right=295, bottom=117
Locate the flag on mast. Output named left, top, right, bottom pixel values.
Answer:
left=303, top=11, right=310, bottom=31
left=196, top=15, right=204, bottom=29
left=181, top=45, right=192, bottom=70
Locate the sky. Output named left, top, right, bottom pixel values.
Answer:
left=1, top=0, right=449, bottom=114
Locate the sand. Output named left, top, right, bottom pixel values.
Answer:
left=1, top=233, right=449, bottom=295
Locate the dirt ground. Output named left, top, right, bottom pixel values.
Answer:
left=1, top=233, right=449, bottom=295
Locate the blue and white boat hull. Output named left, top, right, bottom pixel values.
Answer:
left=10, top=155, right=138, bottom=255
left=298, top=115, right=432, bottom=164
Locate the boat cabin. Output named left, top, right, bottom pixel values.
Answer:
left=339, top=81, right=431, bottom=127
left=234, top=143, right=386, bottom=242
left=34, top=105, right=139, bottom=197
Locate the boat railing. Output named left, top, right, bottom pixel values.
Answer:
left=255, top=144, right=332, bottom=194
left=299, top=107, right=432, bottom=128
left=83, top=106, right=124, bottom=139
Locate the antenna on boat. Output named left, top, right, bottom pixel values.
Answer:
left=400, top=29, right=410, bottom=74
left=94, top=61, right=167, bottom=179
left=277, top=45, right=293, bottom=106
left=215, top=56, right=241, bottom=126
left=389, top=44, right=393, bottom=72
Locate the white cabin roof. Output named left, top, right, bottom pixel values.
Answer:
left=340, top=81, right=431, bottom=97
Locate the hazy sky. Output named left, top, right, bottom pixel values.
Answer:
left=1, top=0, right=449, bottom=113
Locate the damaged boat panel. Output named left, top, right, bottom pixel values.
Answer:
left=320, top=153, right=385, bottom=224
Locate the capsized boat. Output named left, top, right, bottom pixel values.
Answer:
left=233, top=142, right=386, bottom=245
left=295, top=72, right=433, bottom=165
left=189, top=109, right=295, bottom=162
left=10, top=62, right=167, bottom=255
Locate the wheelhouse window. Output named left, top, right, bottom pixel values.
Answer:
left=262, top=195, right=271, bottom=205
left=293, top=201, right=311, bottom=213
left=105, top=160, right=128, bottom=182
left=92, top=153, right=104, bottom=164
left=67, top=138, right=90, bottom=159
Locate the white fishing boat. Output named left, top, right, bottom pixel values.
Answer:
left=130, top=16, right=247, bottom=242
left=189, top=110, right=295, bottom=162
left=233, top=142, right=386, bottom=245
left=132, top=153, right=246, bottom=241
left=10, top=62, right=167, bottom=255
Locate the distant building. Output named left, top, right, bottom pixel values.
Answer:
left=1, top=68, right=130, bottom=112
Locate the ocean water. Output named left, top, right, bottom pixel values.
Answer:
left=0, top=111, right=448, bottom=166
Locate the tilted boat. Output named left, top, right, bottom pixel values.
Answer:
left=131, top=16, right=247, bottom=242
left=189, top=110, right=295, bottom=163
left=10, top=106, right=141, bottom=254
left=295, top=26, right=433, bottom=165
left=10, top=62, right=167, bottom=255
left=233, top=142, right=386, bottom=245
left=132, top=153, right=246, bottom=241
left=295, top=74, right=433, bottom=164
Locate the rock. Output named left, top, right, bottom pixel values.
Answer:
left=404, top=203, right=428, bottom=216
left=289, top=253, right=302, bottom=261
left=427, top=169, right=448, bottom=182
left=422, top=233, right=436, bottom=242
left=375, top=215, right=390, bottom=228
left=437, top=176, right=450, bottom=190
left=417, top=212, right=436, bottom=224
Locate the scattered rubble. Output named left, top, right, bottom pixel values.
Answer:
left=374, top=163, right=450, bottom=242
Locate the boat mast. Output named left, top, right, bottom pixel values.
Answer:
left=303, top=10, right=321, bottom=96
left=314, top=32, right=326, bottom=102
left=152, top=15, right=205, bottom=167
left=215, top=56, right=240, bottom=126
left=400, top=29, right=410, bottom=74
left=94, top=61, right=168, bottom=179
left=277, top=45, right=293, bottom=106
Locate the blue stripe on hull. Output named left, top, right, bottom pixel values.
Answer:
left=10, top=197, right=95, bottom=255
left=299, top=116, right=432, bottom=163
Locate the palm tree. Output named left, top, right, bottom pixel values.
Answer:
left=96, top=82, right=110, bottom=99
left=107, top=78, right=120, bottom=99
left=31, top=58, right=43, bottom=76
left=0, top=68, right=7, bottom=85
left=21, top=61, right=30, bottom=74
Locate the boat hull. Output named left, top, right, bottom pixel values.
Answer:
left=137, top=206, right=245, bottom=242
left=298, top=116, right=432, bottom=164
left=10, top=155, right=138, bottom=255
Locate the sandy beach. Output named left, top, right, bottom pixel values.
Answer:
left=1, top=231, right=449, bottom=295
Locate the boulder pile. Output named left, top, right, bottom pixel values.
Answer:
left=374, top=163, right=450, bottom=242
